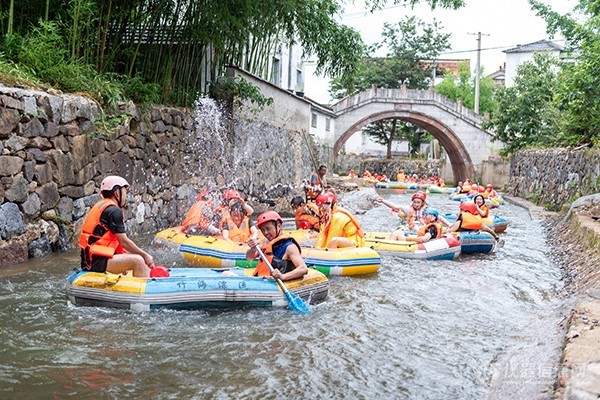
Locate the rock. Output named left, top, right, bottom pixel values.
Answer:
left=59, top=185, right=85, bottom=198
left=0, top=239, right=28, bottom=267
left=17, top=118, right=44, bottom=138
left=0, top=155, right=24, bottom=176
left=112, top=152, right=133, bottom=182
left=51, top=135, right=70, bottom=152
left=72, top=194, right=101, bottom=220
left=105, top=139, right=123, bottom=154
left=36, top=182, right=60, bottom=211
left=74, top=163, right=96, bottom=186
left=54, top=223, right=73, bottom=252
left=36, top=94, right=63, bottom=124
left=44, top=122, right=60, bottom=138
left=28, top=236, right=51, bottom=258
left=61, top=96, right=81, bottom=123
left=22, top=96, right=37, bottom=115
left=90, top=137, right=105, bottom=156
left=0, top=94, right=24, bottom=110
left=72, top=135, right=92, bottom=171
left=135, top=203, right=145, bottom=224
left=96, top=152, right=114, bottom=174
left=59, top=121, right=79, bottom=136
left=0, top=202, right=25, bottom=239
left=83, top=181, right=95, bottom=196
left=29, top=137, right=52, bottom=149
left=27, top=148, right=47, bottom=163
left=34, top=163, right=53, bottom=185
left=5, top=175, right=29, bottom=203
left=5, top=135, right=29, bottom=152
left=56, top=196, right=73, bottom=223
left=47, top=150, right=75, bottom=186
left=23, top=160, right=36, bottom=182
left=147, top=175, right=162, bottom=195
left=20, top=192, right=41, bottom=219
left=0, top=107, right=20, bottom=138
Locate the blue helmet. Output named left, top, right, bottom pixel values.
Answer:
left=423, top=208, right=439, bottom=219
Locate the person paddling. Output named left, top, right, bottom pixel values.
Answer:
left=79, top=176, right=154, bottom=278
left=246, top=211, right=308, bottom=281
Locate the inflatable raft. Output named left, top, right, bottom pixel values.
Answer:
left=363, top=232, right=461, bottom=260
left=179, top=235, right=380, bottom=276
left=442, top=213, right=508, bottom=234
left=454, top=231, right=496, bottom=254
left=66, top=268, right=329, bottom=311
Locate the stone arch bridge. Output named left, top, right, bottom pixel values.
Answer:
left=332, top=86, right=502, bottom=181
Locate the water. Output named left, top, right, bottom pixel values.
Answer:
left=0, top=190, right=564, bottom=399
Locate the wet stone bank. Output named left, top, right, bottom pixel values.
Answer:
left=0, top=86, right=316, bottom=267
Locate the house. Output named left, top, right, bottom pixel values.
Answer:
left=486, top=63, right=506, bottom=87
left=503, top=39, right=564, bottom=87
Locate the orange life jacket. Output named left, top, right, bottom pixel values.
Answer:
left=478, top=204, right=490, bottom=218
left=224, top=215, right=252, bottom=242
left=182, top=199, right=213, bottom=230
left=418, top=222, right=443, bottom=239
left=295, top=202, right=320, bottom=230
left=254, top=235, right=301, bottom=277
left=408, top=206, right=427, bottom=230
left=459, top=211, right=483, bottom=230
left=79, top=198, right=125, bottom=263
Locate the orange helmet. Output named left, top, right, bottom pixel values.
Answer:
left=412, top=191, right=427, bottom=202
left=223, top=189, right=241, bottom=200
left=256, top=211, right=283, bottom=227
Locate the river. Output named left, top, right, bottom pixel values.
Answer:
left=0, top=189, right=564, bottom=399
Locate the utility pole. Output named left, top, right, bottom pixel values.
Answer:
left=468, top=32, right=489, bottom=114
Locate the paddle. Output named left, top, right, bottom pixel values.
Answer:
left=253, top=246, right=310, bottom=314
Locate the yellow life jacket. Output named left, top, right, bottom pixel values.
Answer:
left=317, top=206, right=364, bottom=248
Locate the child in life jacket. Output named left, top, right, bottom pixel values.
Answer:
left=291, top=196, right=320, bottom=231
left=390, top=209, right=443, bottom=242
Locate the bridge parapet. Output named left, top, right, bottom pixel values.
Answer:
left=333, top=86, right=485, bottom=128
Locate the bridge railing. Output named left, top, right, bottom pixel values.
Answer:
left=332, top=86, right=485, bottom=126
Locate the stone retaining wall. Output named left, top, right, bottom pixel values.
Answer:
left=0, top=85, right=316, bottom=267
left=509, top=149, right=600, bottom=209
left=335, top=154, right=445, bottom=179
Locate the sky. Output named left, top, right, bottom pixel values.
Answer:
left=304, top=0, right=575, bottom=104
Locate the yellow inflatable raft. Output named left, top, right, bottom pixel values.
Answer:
left=364, top=232, right=461, bottom=260
left=179, top=235, right=380, bottom=276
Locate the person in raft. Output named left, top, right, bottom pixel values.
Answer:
left=181, top=190, right=217, bottom=235
left=447, top=202, right=500, bottom=240
left=221, top=200, right=259, bottom=242
left=210, top=189, right=254, bottom=236
left=315, top=191, right=365, bottom=249
left=391, top=209, right=443, bottom=243
left=291, top=196, right=321, bottom=231
left=79, top=175, right=154, bottom=278
left=375, top=191, right=429, bottom=231
left=473, top=194, right=490, bottom=218
left=304, top=164, right=328, bottom=201
left=246, top=211, right=308, bottom=281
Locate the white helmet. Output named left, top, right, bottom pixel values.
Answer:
left=100, top=176, right=130, bottom=192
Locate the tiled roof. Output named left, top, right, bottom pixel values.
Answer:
left=503, top=39, right=564, bottom=53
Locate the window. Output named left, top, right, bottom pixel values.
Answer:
left=325, top=117, right=331, bottom=132
left=311, top=113, right=317, bottom=128
left=272, top=58, right=281, bottom=86
left=296, top=69, right=303, bottom=86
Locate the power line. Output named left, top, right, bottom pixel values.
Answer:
left=439, top=39, right=566, bottom=55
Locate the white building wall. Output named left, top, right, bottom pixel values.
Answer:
left=309, top=110, right=335, bottom=145
left=273, top=42, right=305, bottom=92
left=505, top=50, right=560, bottom=87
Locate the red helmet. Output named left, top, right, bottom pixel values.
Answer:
left=486, top=184, right=493, bottom=189
left=412, top=191, right=427, bottom=202
left=256, top=211, right=283, bottom=228
left=478, top=186, right=485, bottom=192
left=460, top=202, right=478, bottom=214
left=197, top=190, right=210, bottom=200
left=471, top=184, right=478, bottom=190
left=316, top=192, right=335, bottom=205
left=223, top=189, right=241, bottom=200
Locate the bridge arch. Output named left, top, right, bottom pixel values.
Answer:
left=334, top=109, right=475, bottom=181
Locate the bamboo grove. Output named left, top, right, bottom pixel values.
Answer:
left=0, top=0, right=364, bottom=106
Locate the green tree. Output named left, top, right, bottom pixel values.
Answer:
left=330, top=16, right=450, bottom=98
left=362, top=119, right=423, bottom=158
left=485, top=53, right=560, bottom=155
left=435, top=61, right=497, bottom=115
left=530, top=0, right=600, bottom=147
